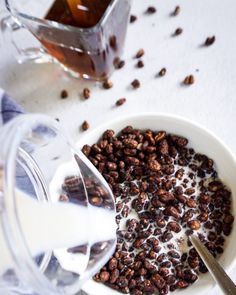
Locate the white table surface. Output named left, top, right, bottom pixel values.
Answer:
left=0, top=0, right=236, bottom=294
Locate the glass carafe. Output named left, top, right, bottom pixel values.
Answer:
left=1, top=0, right=131, bottom=80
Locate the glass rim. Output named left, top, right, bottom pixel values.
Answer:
left=5, top=0, right=118, bottom=33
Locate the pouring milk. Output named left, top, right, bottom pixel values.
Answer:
left=0, top=190, right=117, bottom=276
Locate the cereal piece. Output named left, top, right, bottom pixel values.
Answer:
left=205, top=36, right=216, bottom=46
left=174, top=27, right=183, bottom=36
left=81, top=120, right=89, bottom=131
left=172, top=6, right=180, bottom=16
left=137, top=60, right=144, bottom=68
left=114, top=57, right=125, bottom=69
left=103, top=80, right=113, bottom=89
left=116, top=98, right=126, bottom=106
left=135, top=49, right=145, bottom=59
left=131, top=79, right=141, bottom=89
left=146, top=6, right=157, bottom=14
left=183, top=75, right=195, bottom=85
left=130, top=15, right=137, bottom=23
left=60, top=89, right=68, bottom=99
left=159, top=68, right=167, bottom=77
left=83, top=88, right=90, bottom=99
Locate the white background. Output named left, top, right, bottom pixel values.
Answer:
left=0, top=0, right=236, bottom=294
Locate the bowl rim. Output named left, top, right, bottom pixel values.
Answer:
left=77, top=112, right=236, bottom=294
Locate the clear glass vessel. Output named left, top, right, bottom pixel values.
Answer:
left=0, top=114, right=116, bottom=295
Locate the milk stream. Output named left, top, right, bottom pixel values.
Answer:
left=0, top=190, right=116, bottom=276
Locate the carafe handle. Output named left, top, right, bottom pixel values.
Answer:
left=0, top=14, right=51, bottom=64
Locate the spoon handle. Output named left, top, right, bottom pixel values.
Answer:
left=189, top=235, right=236, bottom=295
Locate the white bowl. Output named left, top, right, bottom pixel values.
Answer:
left=77, top=113, right=236, bottom=295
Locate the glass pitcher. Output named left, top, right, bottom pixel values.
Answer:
left=0, top=114, right=117, bottom=295
left=1, top=0, right=132, bottom=80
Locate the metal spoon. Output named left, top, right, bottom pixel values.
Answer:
left=189, top=235, right=236, bottom=295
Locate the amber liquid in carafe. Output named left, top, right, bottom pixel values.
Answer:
left=40, top=0, right=123, bottom=80
left=45, top=0, right=111, bottom=28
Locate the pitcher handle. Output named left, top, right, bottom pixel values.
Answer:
left=0, top=14, right=52, bottom=64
